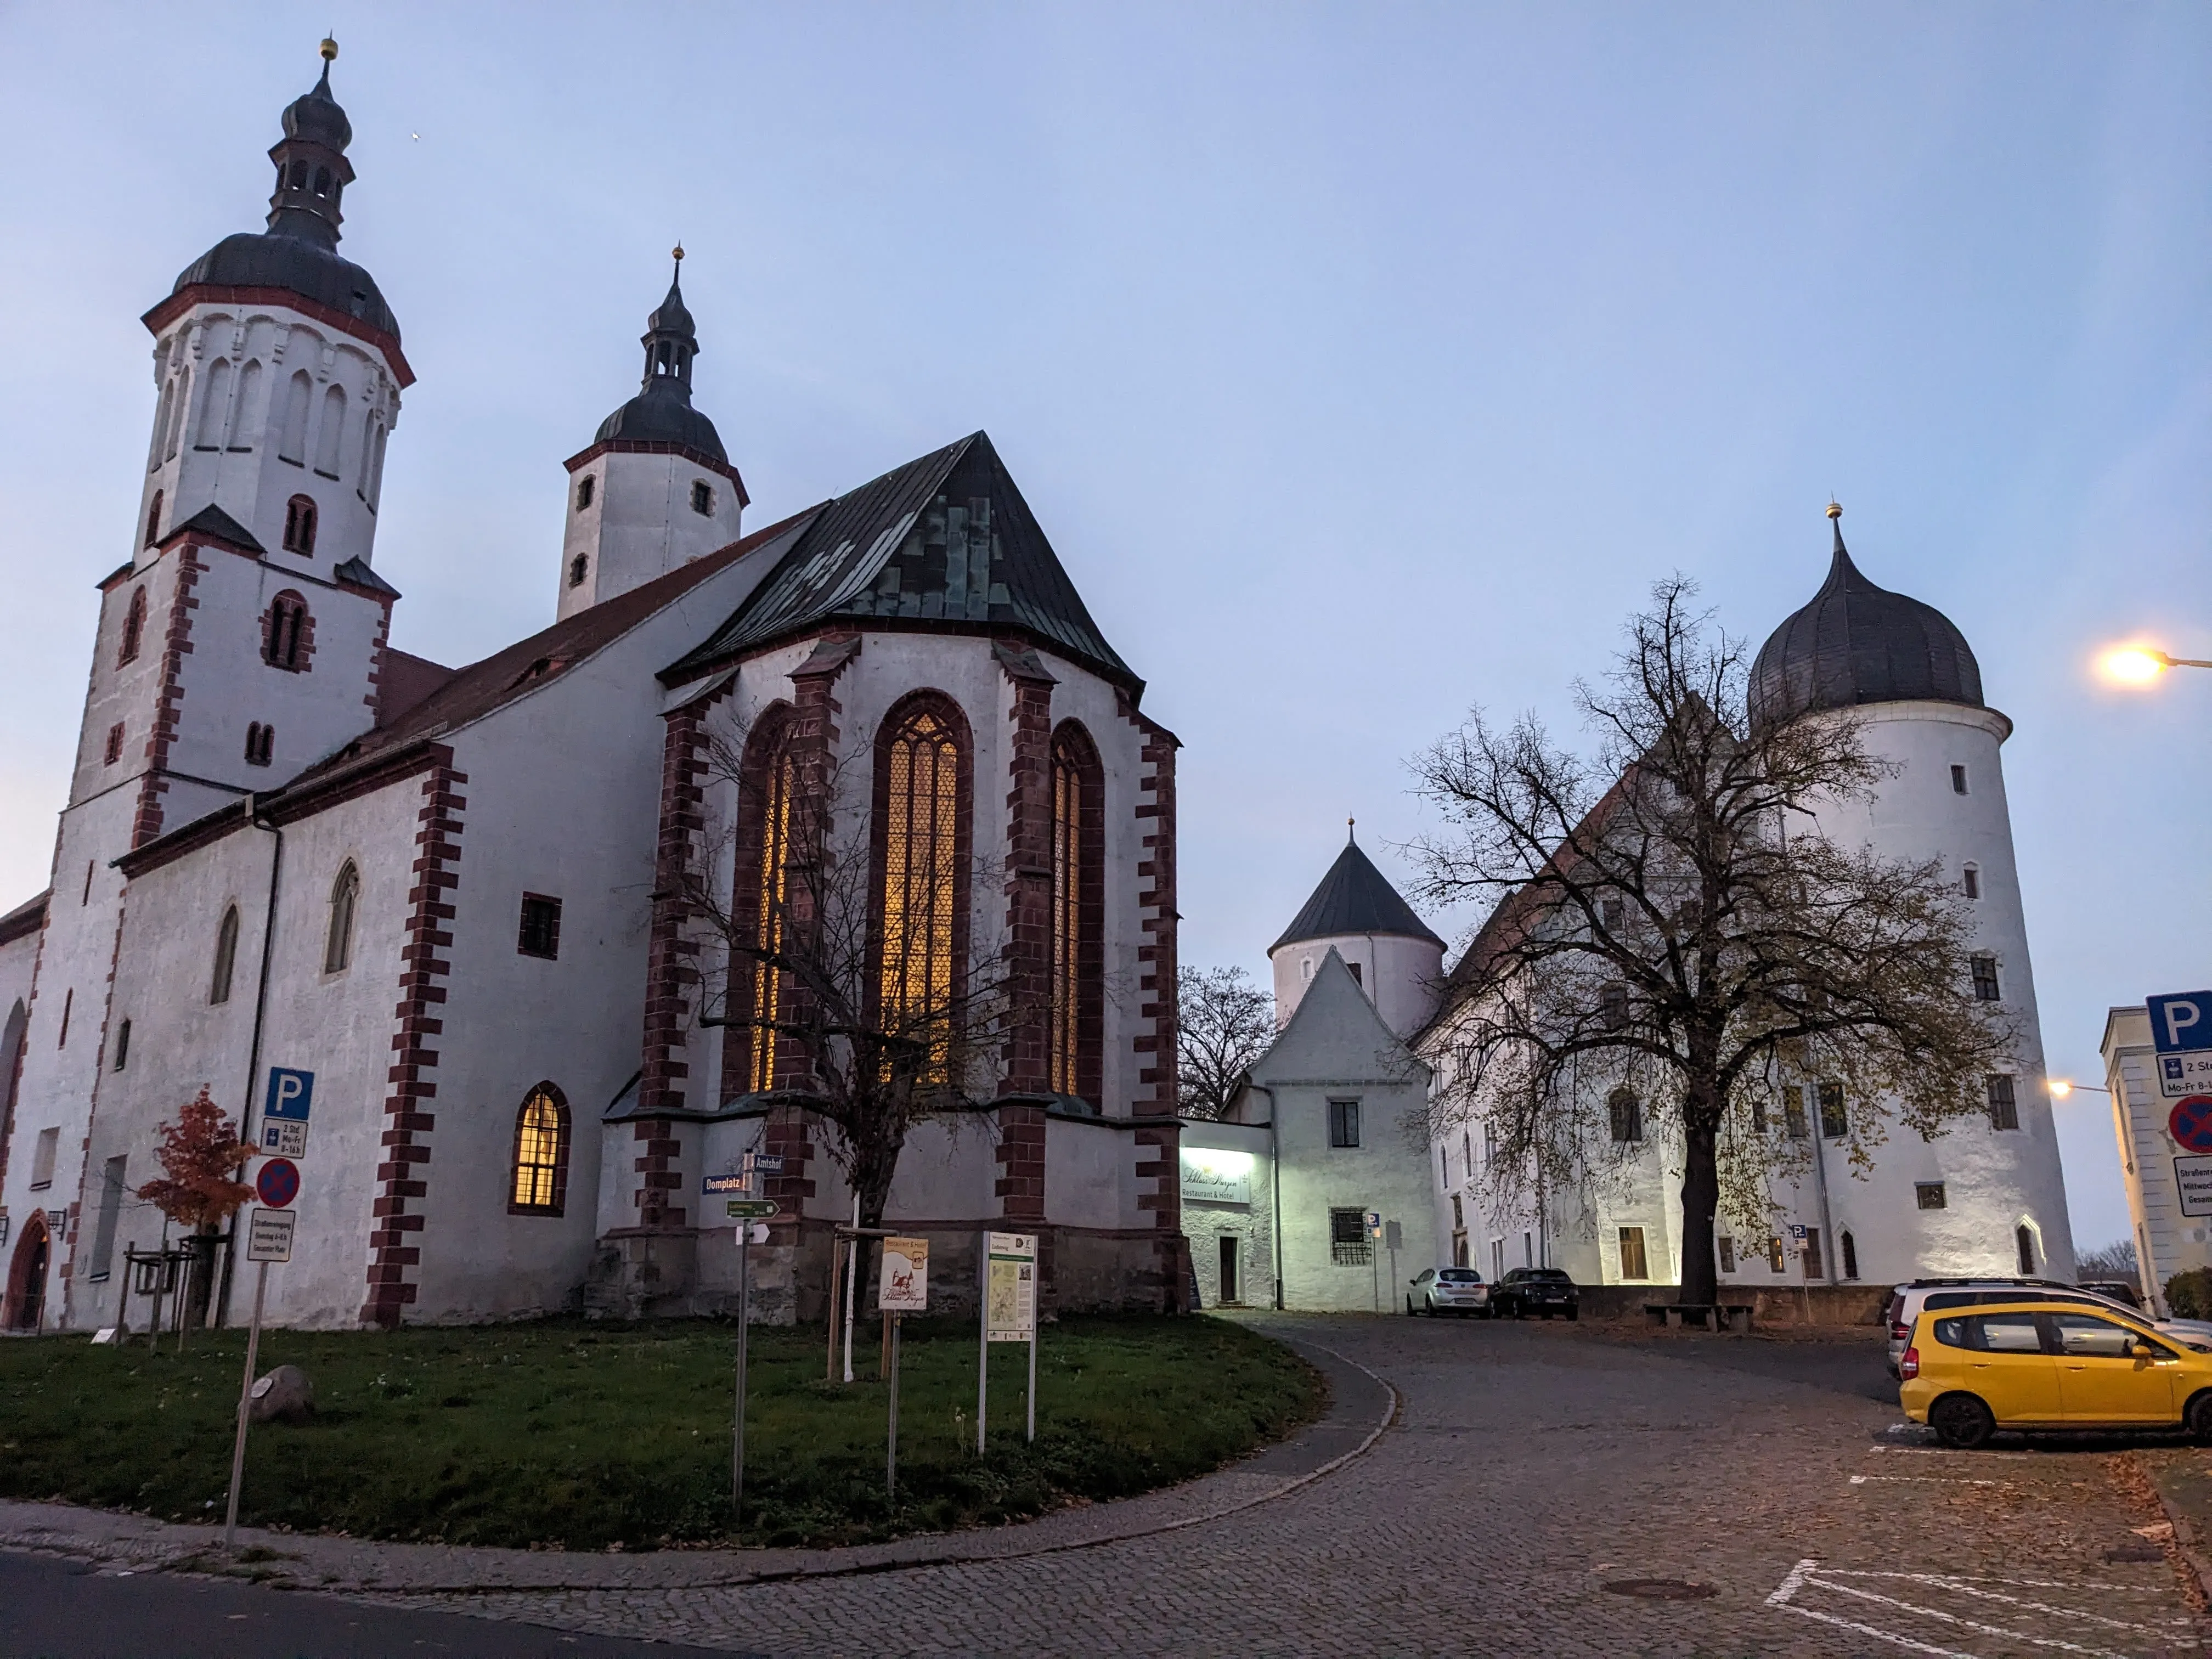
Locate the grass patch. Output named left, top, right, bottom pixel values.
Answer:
left=0, top=1313, right=1323, bottom=1550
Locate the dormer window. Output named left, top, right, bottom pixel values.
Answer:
left=690, top=480, right=713, bottom=516
left=575, top=475, right=595, bottom=511
left=283, top=495, right=318, bottom=555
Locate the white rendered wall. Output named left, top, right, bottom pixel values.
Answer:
left=1272, top=932, right=1442, bottom=1039
left=1179, top=1119, right=1276, bottom=1309
left=2104, top=1006, right=2199, bottom=1314
left=557, top=452, right=744, bottom=621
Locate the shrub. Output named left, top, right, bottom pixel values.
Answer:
left=2165, top=1268, right=2212, bottom=1319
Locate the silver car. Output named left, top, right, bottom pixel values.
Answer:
left=1408, top=1266, right=1492, bottom=1317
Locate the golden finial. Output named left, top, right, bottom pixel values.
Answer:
left=1826, top=500, right=1842, bottom=520
left=1347, top=815, right=1357, bottom=844
left=672, top=244, right=685, bottom=263
left=320, top=36, right=338, bottom=61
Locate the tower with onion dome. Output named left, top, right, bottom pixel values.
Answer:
left=556, top=250, right=748, bottom=619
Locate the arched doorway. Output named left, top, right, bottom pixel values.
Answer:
left=4, top=1214, right=50, bottom=1331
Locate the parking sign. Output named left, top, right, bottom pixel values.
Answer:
left=262, top=1067, right=314, bottom=1156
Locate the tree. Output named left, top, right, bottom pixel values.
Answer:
left=136, top=1086, right=256, bottom=1331
left=2074, top=1239, right=2140, bottom=1287
left=1177, top=966, right=1274, bottom=1119
left=1410, top=578, right=2013, bottom=1307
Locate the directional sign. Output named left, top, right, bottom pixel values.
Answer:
left=262, top=1068, right=314, bottom=1156
left=703, top=1173, right=750, bottom=1195
left=255, top=1158, right=300, bottom=1209
left=2171, top=1098, right=2212, bottom=1155
left=724, top=1199, right=778, bottom=1219
left=246, top=1207, right=295, bottom=1263
left=752, top=1154, right=785, bottom=1175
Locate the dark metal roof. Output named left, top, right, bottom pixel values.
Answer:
left=663, top=431, right=1138, bottom=691
left=281, top=61, right=352, bottom=150
left=170, top=232, right=400, bottom=343
left=173, top=503, right=266, bottom=554
left=333, top=555, right=399, bottom=597
left=1750, top=520, right=1983, bottom=727
left=1271, top=837, right=1444, bottom=953
left=0, top=888, right=48, bottom=947
left=593, top=380, right=727, bottom=460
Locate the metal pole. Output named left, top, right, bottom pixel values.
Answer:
left=733, top=1220, right=750, bottom=1517
left=1026, top=1322, right=1036, bottom=1445
left=840, top=1199, right=858, bottom=1384
left=977, top=1232, right=989, bottom=1457
left=824, top=1227, right=842, bottom=1384
left=222, top=1259, right=269, bottom=1550
left=886, top=1313, right=901, bottom=1498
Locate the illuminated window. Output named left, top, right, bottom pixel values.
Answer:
left=738, top=715, right=797, bottom=1094
left=875, top=699, right=967, bottom=1079
left=1048, top=723, right=1101, bottom=1102
left=1618, top=1226, right=1648, bottom=1280
left=509, top=1085, right=569, bottom=1214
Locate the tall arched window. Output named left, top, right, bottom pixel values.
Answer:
left=227, top=360, right=262, bottom=450
left=732, top=709, right=797, bottom=1096
left=163, top=366, right=190, bottom=461
left=194, top=359, right=233, bottom=449
left=209, top=905, right=240, bottom=1005
left=315, top=383, right=346, bottom=475
left=278, top=370, right=313, bottom=464
left=117, top=587, right=148, bottom=667
left=150, top=377, right=175, bottom=470
left=324, top=861, right=359, bottom=974
left=1048, top=721, right=1103, bottom=1103
left=283, top=495, right=318, bottom=555
left=144, top=490, right=163, bottom=546
left=266, top=591, right=310, bottom=670
left=874, top=695, right=970, bottom=1080
left=509, top=1085, right=570, bottom=1215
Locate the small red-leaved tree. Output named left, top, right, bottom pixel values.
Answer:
left=136, top=1087, right=256, bottom=1330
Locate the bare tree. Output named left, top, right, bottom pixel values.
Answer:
left=676, top=716, right=1022, bottom=1247
left=2073, top=1240, right=2140, bottom=1288
left=1410, top=577, right=2013, bottom=1307
left=1176, top=966, right=1275, bottom=1119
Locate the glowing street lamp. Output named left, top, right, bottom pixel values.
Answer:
left=2046, top=1079, right=2111, bottom=1099
left=2098, top=645, right=2212, bottom=686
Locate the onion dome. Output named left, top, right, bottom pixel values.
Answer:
left=591, top=250, right=727, bottom=462
left=1271, top=824, right=1444, bottom=953
left=166, top=40, right=400, bottom=345
left=1749, top=505, right=1983, bottom=728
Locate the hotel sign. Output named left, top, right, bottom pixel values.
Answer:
left=1180, top=1149, right=1253, bottom=1206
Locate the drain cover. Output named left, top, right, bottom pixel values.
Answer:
left=1604, top=1579, right=1717, bottom=1600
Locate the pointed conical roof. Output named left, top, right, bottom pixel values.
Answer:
left=662, top=431, right=1137, bottom=691
left=1749, top=508, right=1983, bottom=727
left=1270, top=834, right=1443, bottom=953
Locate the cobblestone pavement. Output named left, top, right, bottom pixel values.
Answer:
left=362, top=1315, right=2212, bottom=1656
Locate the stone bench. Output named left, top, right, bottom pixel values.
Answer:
left=1644, top=1302, right=1754, bottom=1334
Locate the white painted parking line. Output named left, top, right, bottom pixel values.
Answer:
left=1768, top=1559, right=2170, bottom=1658
left=1850, top=1474, right=2005, bottom=1487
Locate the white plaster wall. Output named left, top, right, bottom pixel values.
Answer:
left=1178, top=1119, right=1275, bottom=1308
left=2104, top=1006, right=2199, bottom=1312
left=558, top=451, right=744, bottom=620
left=1273, top=932, right=1443, bottom=1038
left=1043, top=1116, right=1127, bottom=1232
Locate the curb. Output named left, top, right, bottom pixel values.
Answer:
left=2131, top=1449, right=2212, bottom=1605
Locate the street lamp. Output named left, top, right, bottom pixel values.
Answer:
left=2098, top=645, right=2212, bottom=686
left=2046, top=1079, right=2111, bottom=1099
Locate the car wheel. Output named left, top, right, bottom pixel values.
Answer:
left=1566, top=1305, right=1578, bottom=1322
left=1406, top=1294, right=1417, bottom=1316
left=1539, top=1308, right=1553, bottom=1321
left=1930, top=1393, right=1996, bottom=1451
left=2187, top=1391, right=2212, bottom=1442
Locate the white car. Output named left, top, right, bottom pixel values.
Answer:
left=1884, top=1277, right=2212, bottom=1378
left=1407, top=1267, right=1492, bottom=1317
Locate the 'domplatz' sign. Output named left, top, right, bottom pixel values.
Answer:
left=879, top=1237, right=929, bottom=1312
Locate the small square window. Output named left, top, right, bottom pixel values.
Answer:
left=1328, top=1098, right=1361, bottom=1148
left=1962, top=865, right=1980, bottom=900
left=1916, top=1182, right=1948, bottom=1211
left=1987, top=1074, right=2019, bottom=1131
left=690, top=480, right=713, bottom=516
left=1950, top=764, right=1968, bottom=795
left=1329, top=1207, right=1371, bottom=1265
left=517, top=893, right=562, bottom=960
left=1970, top=955, right=2001, bottom=1002
left=575, top=475, right=595, bottom=511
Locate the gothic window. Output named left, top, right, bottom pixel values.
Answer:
left=873, top=697, right=969, bottom=1081
left=1608, top=1090, right=1642, bottom=1143
left=164, top=366, right=190, bottom=461
left=111, top=1019, right=131, bottom=1071
left=103, top=724, right=123, bottom=766
left=1048, top=723, right=1102, bottom=1103
left=283, top=495, right=318, bottom=555
left=315, top=383, right=346, bottom=476
left=734, top=710, right=797, bottom=1096
left=366, top=419, right=388, bottom=507
left=517, top=894, right=562, bottom=960
left=150, top=377, right=174, bottom=471
left=1841, top=1230, right=1859, bottom=1279
left=279, top=370, right=313, bottom=464
left=2015, top=1224, right=2036, bottom=1275
left=690, top=479, right=713, bottom=516
left=244, top=723, right=274, bottom=766
left=568, top=554, right=589, bottom=589
left=195, top=359, right=234, bottom=449
left=144, top=490, right=163, bottom=546
left=324, top=861, right=359, bottom=974
left=575, top=475, right=595, bottom=511
left=266, top=592, right=310, bottom=670
left=228, top=361, right=261, bottom=449
left=210, top=906, right=240, bottom=1005
left=509, top=1085, right=570, bottom=1215
left=118, top=588, right=147, bottom=666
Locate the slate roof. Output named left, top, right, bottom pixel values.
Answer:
left=172, top=503, right=266, bottom=554
left=594, top=380, right=727, bottom=461
left=662, top=432, right=1138, bottom=692
left=1750, top=520, right=1983, bottom=727
left=0, top=888, right=49, bottom=947
left=1271, top=838, right=1444, bottom=953
left=170, top=231, right=400, bottom=344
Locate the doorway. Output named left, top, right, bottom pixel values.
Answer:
left=4, top=1215, right=50, bottom=1331
left=1218, top=1235, right=1240, bottom=1306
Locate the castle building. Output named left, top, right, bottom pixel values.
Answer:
left=0, top=51, right=1185, bottom=1334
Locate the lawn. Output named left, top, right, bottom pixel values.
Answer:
left=0, top=1313, right=1323, bottom=1550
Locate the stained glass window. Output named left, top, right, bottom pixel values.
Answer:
left=510, top=1087, right=568, bottom=1213
left=748, top=735, right=796, bottom=1093
left=1049, top=736, right=1085, bottom=1096
left=879, top=707, right=962, bottom=1075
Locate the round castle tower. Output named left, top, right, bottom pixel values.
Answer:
left=1268, top=825, right=1445, bottom=1039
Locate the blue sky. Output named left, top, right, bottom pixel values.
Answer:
left=1, top=4, right=2205, bottom=1251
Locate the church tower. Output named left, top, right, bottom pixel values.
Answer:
left=557, top=252, right=747, bottom=619
left=1268, top=826, right=1446, bottom=1038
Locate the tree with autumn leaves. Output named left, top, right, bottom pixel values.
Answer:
left=136, top=1086, right=256, bottom=1329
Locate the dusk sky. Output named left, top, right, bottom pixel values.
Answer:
left=1, top=4, right=2205, bottom=1250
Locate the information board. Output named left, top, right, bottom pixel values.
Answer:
left=986, top=1232, right=1037, bottom=1342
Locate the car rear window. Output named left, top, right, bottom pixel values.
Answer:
left=1438, top=1269, right=1481, bottom=1283
left=1528, top=1269, right=1571, bottom=1281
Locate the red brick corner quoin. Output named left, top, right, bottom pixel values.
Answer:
left=363, top=752, right=466, bottom=1327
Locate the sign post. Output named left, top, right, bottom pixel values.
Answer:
left=715, top=1193, right=778, bottom=1516
left=878, top=1237, right=928, bottom=1496
left=222, top=1193, right=295, bottom=1551
left=1367, top=1211, right=1383, bottom=1314
left=979, top=1232, right=1038, bottom=1451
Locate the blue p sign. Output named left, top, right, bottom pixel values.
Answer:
left=2150, top=993, right=2212, bottom=1056
left=264, top=1067, right=315, bottom=1121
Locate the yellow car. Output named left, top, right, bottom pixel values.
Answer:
left=1901, top=1299, right=2212, bottom=1448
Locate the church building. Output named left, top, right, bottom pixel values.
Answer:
left=0, top=49, right=1186, bottom=1334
